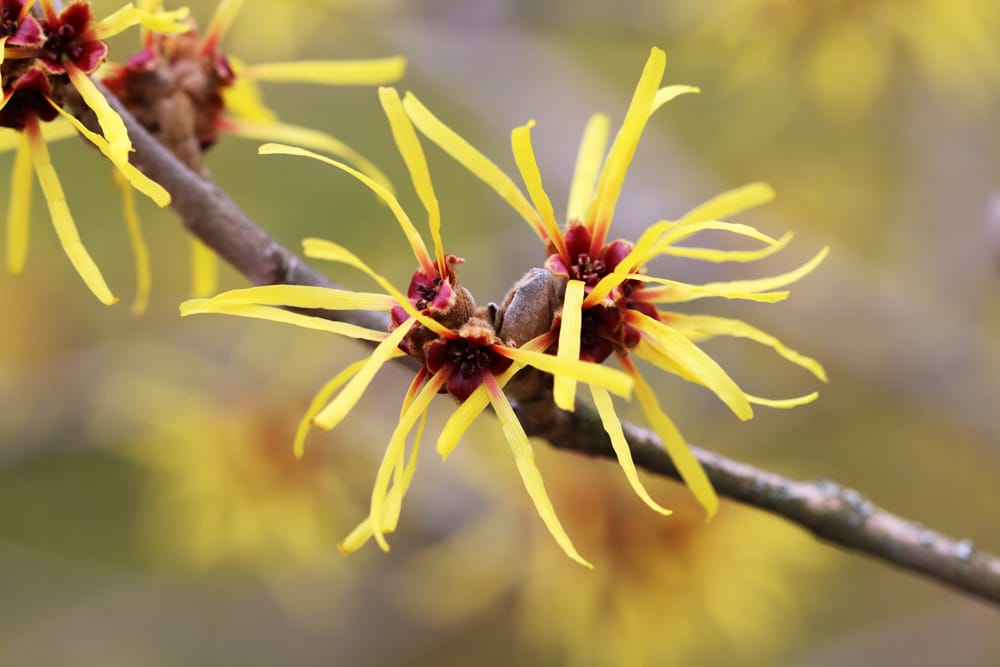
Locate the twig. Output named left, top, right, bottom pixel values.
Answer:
left=88, top=83, right=1000, bottom=607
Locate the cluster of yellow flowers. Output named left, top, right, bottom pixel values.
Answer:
left=2, top=2, right=826, bottom=566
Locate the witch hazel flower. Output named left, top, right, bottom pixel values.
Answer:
left=404, top=46, right=828, bottom=518
left=1, top=0, right=187, bottom=304
left=97, top=0, right=405, bottom=309
left=180, top=87, right=634, bottom=567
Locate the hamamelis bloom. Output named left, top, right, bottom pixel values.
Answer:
left=179, top=88, right=634, bottom=567
left=0, top=0, right=185, bottom=304
left=99, top=0, right=404, bottom=306
left=405, top=47, right=827, bottom=518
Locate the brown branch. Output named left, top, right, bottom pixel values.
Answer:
left=90, top=83, right=1000, bottom=607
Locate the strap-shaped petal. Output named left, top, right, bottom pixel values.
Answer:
left=647, top=220, right=780, bottom=259
left=746, top=392, right=819, bottom=409
left=657, top=232, right=793, bottom=263
left=47, top=100, right=170, bottom=207
left=221, top=59, right=278, bottom=124
left=511, top=120, right=568, bottom=259
left=677, top=182, right=776, bottom=226
left=587, top=47, right=666, bottom=250
left=626, top=310, right=752, bottom=420
left=552, top=279, right=585, bottom=411
left=484, top=373, right=592, bottom=568
left=179, top=299, right=389, bottom=341
left=661, top=312, right=828, bottom=382
left=650, top=84, right=700, bottom=114
left=497, top=344, right=633, bottom=399
left=6, top=133, right=32, bottom=275
left=227, top=119, right=392, bottom=192
left=403, top=92, right=543, bottom=240
left=26, top=121, right=117, bottom=305
left=65, top=63, right=132, bottom=165
left=631, top=280, right=790, bottom=304
left=260, top=143, right=436, bottom=276
left=113, top=172, right=151, bottom=314
left=197, top=284, right=397, bottom=311
left=93, top=4, right=190, bottom=40
left=378, top=87, right=444, bottom=267
left=590, top=383, right=672, bottom=515
left=190, top=238, right=218, bottom=298
left=567, top=113, right=609, bottom=225
left=693, top=246, right=829, bottom=296
left=244, top=57, right=406, bottom=85
left=620, top=355, right=718, bottom=518
left=369, top=370, right=445, bottom=551
left=301, top=237, right=451, bottom=337
left=294, top=359, right=367, bottom=459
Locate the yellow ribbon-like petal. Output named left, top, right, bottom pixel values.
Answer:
left=65, top=63, right=132, bottom=165
left=222, top=58, right=278, bottom=124
left=552, top=279, right=585, bottom=411
left=590, top=384, right=672, bottom=515
left=566, top=113, right=609, bottom=224
left=179, top=299, right=389, bottom=342
left=746, top=392, right=820, bottom=409
left=694, top=246, right=829, bottom=296
left=621, top=357, right=718, bottom=518
left=403, top=92, right=543, bottom=240
left=312, top=318, right=415, bottom=431
left=301, top=236, right=451, bottom=337
left=26, top=122, right=117, bottom=305
left=294, top=359, right=368, bottom=459
left=484, top=373, right=592, bottom=568
left=92, top=4, right=190, bottom=40
left=244, top=57, right=406, bottom=85
left=190, top=238, right=218, bottom=298
left=626, top=310, right=752, bottom=420
left=497, top=344, right=634, bottom=400
left=511, top=120, right=567, bottom=258
left=197, top=283, right=397, bottom=311
left=228, top=120, right=392, bottom=193
left=6, top=133, right=32, bottom=275
left=588, top=46, right=666, bottom=247
left=378, top=87, right=444, bottom=266
left=677, top=182, right=776, bottom=226
left=114, top=173, right=151, bottom=314
left=631, top=280, right=790, bottom=305
left=650, top=84, right=700, bottom=114
left=662, top=312, right=828, bottom=382
left=658, top=232, right=793, bottom=264
left=260, top=143, right=436, bottom=277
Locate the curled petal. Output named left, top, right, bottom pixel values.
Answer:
left=677, top=182, right=776, bottom=226
left=65, top=63, right=132, bottom=165
left=650, top=84, right=700, bottom=114
left=194, top=284, right=397, bottom=311
left=746, top=392, right=820, bottom=409
left=496, top=345, right=634, bottom=400
left=484, top=373, right=592, bottom=568
left=296, top=360, right=368, bottom=459
left=511, top=120, right=568, bottom=258
left=659, top=231, right=794, bottom=263
left=179, top=299, right=390, bottom=342
left=92, top=4, right=191, bottom=40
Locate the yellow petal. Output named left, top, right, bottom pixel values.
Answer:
left=402, top=92, right=543, bottom=240
left=677, top=182, right=776, bottom=226
left=632, top=281, right=790, bottom=304
left=190, top=238, right=218, bottom=298
left=0, top=36, right=7, bottom=68
left=300, top=236, right=451, bottom=337
left=6, top=133, right=32, bottom=276
left=583, top=219, right=677, bottom=308
left=378, top=87, right=443, bottom=266
left=650, top=84, right=700, bottom=114
left=566, top=113, right=610, bottom=224
left=204, top=0, right=244, bottom=50
left=511, top=120, right=567, bottom=258
left=746, top=392, right=819, bottom=409
left=244, top=57, right=406, bottom=85
left=227, top=120, right=393, bottom=193
left=221, top=58, right=278, bottom=124
left=312, top=319, right=415, bottom=431
left=662, top=313, right=828, bottom=382
left=92, top=4, right=190, bottom=40
left=0, top=120, right=82, bottom=153
left=199, top=284, right=397, bottom=311
left=294, top=359, right=368, bottom=458
left=588, top=47, right=666, bottom=247
left=369, top=371, right=445, bottom=551
left=179, top=299, right=390, bottom=342
left=622, top=357, right=718, bottom=518
left=648, top=220, right=780, bottom=260
left=483, top=373, right=592, bottom=568
left=113, top=172, right=151, bottom=315
left=497, top=345, right=633, bottom=399
left=590, top=384, right=671, bottom=515
left=626, top=310, right=752, bottom=420
left=552, top=279, right=585, bottom=411
left=436, top=333, right=553, bottom=460
left=46, top=98, right=170, bottom=207
left=25, top=123, right=117, bottom=305
left=259, top=143, right=435, bottom=277
left=659, top=231, right=793, bottom=263
left=65, top=63, right=132, bottom=165
left=694, top=246, right=829, bottom=296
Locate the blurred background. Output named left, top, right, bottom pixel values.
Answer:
left=2, top=0, right=999, bottom=664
